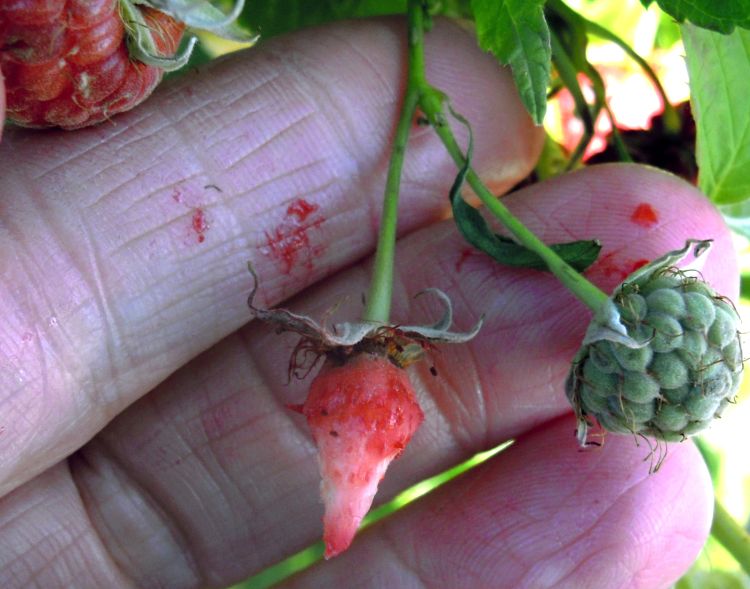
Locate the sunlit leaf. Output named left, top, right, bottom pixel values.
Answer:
left=683, top=24, right=750, bottom=205
left=642, top=0, right=750, bottom=34
left=471, top=0, right=551, bottom=124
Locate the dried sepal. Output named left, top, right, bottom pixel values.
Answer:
left=123, top=0, right=257, bottom=71
left=582, top=239, right=714, bottom=351
left=247, top=263, right=483, bottom=370
left=133, top=0, right=256, bottom=40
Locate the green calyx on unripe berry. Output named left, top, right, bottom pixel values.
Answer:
left=567, top=240, right=744, bottom=444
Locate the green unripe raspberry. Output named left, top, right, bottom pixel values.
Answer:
left=582, top=360, right=618, bottom=391
left=639, top=274, right=682, bottom=294
left=649, top=352, right=689, bottom=389
left=682, top=291, right=716, bottom=330
left=580, top=384, right=611, bottom=414
left=607, top=395, right=656, bottom=424
left=621, top=371, right=661, bottom=403
left=619, top=293, right=648, bottom=324
left=589, top=342, right=618, bottom=373
left=646, top=289, right=686, bottom=317
left=612, top=342, right=653, bottom=372
left=567, top=242, right=743, bottom=444
left=646, top=313, right=684, bottom=353
left=678, top=330, right=708, bottom=364
left=723, top=338, right=742, bottom=370
left=709, top=308, right=737, bottom=348
left=662, top=383, right=690, bottom=404
left=651, top=403, right=689, bottom=432
left=683, top=393, right=721, bottom=420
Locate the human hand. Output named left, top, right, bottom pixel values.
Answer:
left=0, top=18, right=735, bottom=589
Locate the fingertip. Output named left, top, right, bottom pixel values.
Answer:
left=627, top=438, right=714, bottom=589
left=287, top=416, right=714, bottom=589
left=501, top=163, right=737, bottom=298
left=423, top=19, right=545, bottom=192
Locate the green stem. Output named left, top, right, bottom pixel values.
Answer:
left=712, top=497, right=750, bottom=575
left=443, top=124, right=605, bottom=309
left=416, top=85, right=608, bottom=312
left=362, top=2, right=426, bottom=323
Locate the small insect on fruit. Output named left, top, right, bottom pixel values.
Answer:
left=248, top=266, right=482, bottom=557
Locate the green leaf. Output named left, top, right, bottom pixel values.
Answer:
left=741, top=272, right=750, bottom=301
left=683, top=24, right=750, bottom=205
left=239, top=0, right=406, bottom=39
left=471, top=0, right=551, bottom=124
left=641, top=0, right=750, bottom=34
left=449, top=152, right=600, bottom=272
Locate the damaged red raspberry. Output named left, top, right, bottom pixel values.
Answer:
left=291, top=352, right=424, bottom=558
left=247, top=265, right=482, bottom=557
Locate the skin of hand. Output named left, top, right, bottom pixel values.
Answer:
left=0, top=18, right=735, bottom=589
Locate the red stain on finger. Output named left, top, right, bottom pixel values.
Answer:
left=630, top=203, right=659, bottom=228
left=192, top=208, right=208, bottom=243
left=263, top=198, right=325, bottom=274
left=287, top=198, right=319, bottom=222
left=455, top=248, right=476, bottom=273
left=589, top=253, right=651, bottom=283
left=627, top=259, right=650, bottom=274
left=169, top=185, right=213, bottom=245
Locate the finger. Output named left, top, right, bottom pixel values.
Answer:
left=0, top=17, right=542, bottom=497
left=282, top=416, right=713, bottom=589
left=0, top=166, right=733, bottom=588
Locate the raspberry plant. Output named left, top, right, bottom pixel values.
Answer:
left=3, top=0, right=750, bottom=584
left=242, top=0, right=750, bottom=578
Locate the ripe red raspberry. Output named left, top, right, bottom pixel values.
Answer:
left=0, top=0, right=184, bottom=129
left=292, top=353, right=424, bottom=558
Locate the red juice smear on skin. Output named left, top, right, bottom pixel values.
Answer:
left=591, top=253, right=650, bottom=282
left=627, top=259, right=650, bottom=274
left=264, top=199, right=325, bottom=274
left=192, top=208, right=208, bottom=243
left=631, top=203, right=659, bottom=228
left=287, top=198, right=319, bottom=222
left=170, top=186, right=210, bottom=244
left=455, top=248, right=475, bottom=273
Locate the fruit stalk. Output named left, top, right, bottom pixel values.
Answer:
left=362, top=6, right=425, bottom=324
left=418, top=95, right=609, bottom=312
